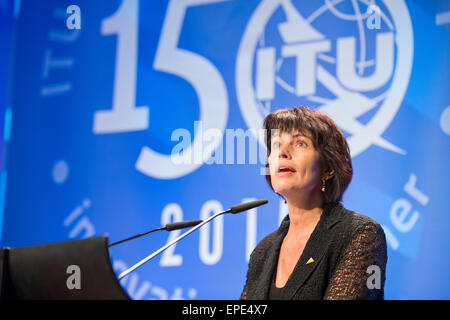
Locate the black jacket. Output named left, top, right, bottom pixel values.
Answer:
left=241, top=202, right=387, bottom=300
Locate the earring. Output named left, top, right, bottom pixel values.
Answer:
left=321, top=179, right=326, bottom=192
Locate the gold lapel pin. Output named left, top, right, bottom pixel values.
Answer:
left=306, top=257, right=315, bottom=264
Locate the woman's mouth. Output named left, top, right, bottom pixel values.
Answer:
left=276, top=165, right=296, bottom=176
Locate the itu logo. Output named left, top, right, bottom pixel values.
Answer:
left=236, top=0, right=413, bottom=157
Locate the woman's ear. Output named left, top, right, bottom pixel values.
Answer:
left=322, top=169, right=334, bottom=181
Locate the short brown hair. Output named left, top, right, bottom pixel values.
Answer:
left=264, top=106, right=353, bottom=203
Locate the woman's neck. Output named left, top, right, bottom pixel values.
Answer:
left=287, top=205, right=322, bottom=231
left=285, top=193, right=324, bottom=236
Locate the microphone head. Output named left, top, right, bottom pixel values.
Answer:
left=230, top=199, right=268, bottom=214
left=165, top=220, right=203, bottom=231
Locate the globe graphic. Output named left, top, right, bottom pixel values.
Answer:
left=255, top=0, right=396, bottom=140
left=236, top=0, right=412, bottom=157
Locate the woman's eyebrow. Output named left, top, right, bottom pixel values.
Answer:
left=292, top=133, right=309, bottom=139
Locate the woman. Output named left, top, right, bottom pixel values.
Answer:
left=241, top=106, right=387, bottom=300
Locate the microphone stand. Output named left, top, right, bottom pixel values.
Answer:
left=117, top=208, right=231, bottom=280
left=108, top=227, right=165, bottom=248
left=108, top=220, right=203, bottom=248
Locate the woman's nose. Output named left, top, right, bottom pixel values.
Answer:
left=278, top=144, right=291, bottom=159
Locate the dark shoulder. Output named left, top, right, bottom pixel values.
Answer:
left=339, top=206, right=380, bottom=228
left=331, top=203, right=385, bottom=243
left=250, top=228, right=279, bottom=258
left=248, top=216, right=288, bottom=262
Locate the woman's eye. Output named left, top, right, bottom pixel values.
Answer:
left=296, top=141, right=307, bottom=147
left=272, top=141, right=280, bottom=149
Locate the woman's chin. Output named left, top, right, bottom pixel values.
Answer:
left=273, top=186, right=297, bottom=199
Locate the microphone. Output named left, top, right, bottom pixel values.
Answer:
left=117, top=199, right=269, bottom=280
left=108, top=220, right=203, bottom=248
left=230, top=199, right=268, bottom=214
left=165, top=220, right=203, bottom=231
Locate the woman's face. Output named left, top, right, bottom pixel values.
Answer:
left=268, top=130, right=324, bottom=202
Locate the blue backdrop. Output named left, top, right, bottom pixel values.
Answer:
left=1, top=0, right=449, bottom=299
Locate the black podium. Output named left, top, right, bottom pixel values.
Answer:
left=0, top=236, right=130, bottom=299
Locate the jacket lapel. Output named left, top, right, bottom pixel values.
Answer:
left=280, top=202, right=343, bottom=300
left=251, top=219, right=288, bottom=299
